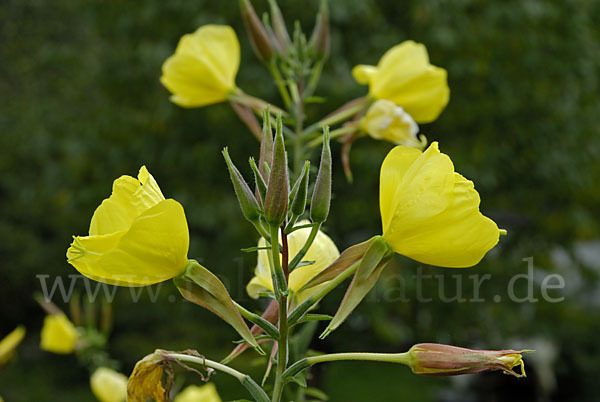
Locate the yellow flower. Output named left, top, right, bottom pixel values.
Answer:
left=0, top=326, right=26, bottom=365
left=40, top=314, right=78, bottom=354
left=380, top=142, right=502, bottom=267
left=67, top=166, right=189, bottom=287
left=91, top=367, right=128, bottom=402
left=161, top=25, right=240, bottom=108
left=360, top=99, right=427, bottom=148
left=174, top=384, right=222, bottom=402
left=247, top=220, right=340, bottom=303
left=353, top=40, right=449, bottom=123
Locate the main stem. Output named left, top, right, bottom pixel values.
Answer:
left=270, top=224, right=289, bottom=402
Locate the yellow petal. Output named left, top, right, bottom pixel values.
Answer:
left=68, top=199, right=189, bottom=286
left=381, top=143, right=501, bottom=267
left=174, top=384, right=222, bottom=402
left=361, top=99, right=426, bottom=147
left=0, top=326, right=26, bottom=365
left=91, top=367, right=128, bottom=402
left=246, top=220, right=340, bottom=302
left=127, top=354, right=168, bottom=402
left=354, top=41, right=450, bottom=124
left=379, top=146, right=423, bottom=234
left=89, top=166, right=165, bottom=236
left=352, top=64, right=378, bottom=85
left=40, top=314, right=78, bottom=354
left=160, top=25, right=240, bottom=108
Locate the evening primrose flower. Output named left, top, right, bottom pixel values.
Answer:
left=0, top=326, right=25, bottom=365
left=353, top=40, right=449, bottom=123
left=380, top=142, right=502, bottom=267
left=247, top=221, right=340, bottom=303
left=67, top=166, right=189, bottom=287
left=40, top=314, right=79, bottom=354
left=360, top=99, right=427, bottom=148
left=161, top=25, right=240, bottom=108
left=175, top=384, right=222, bottom=402
left=407, top=343, right=530, bottom=377
left=91, top=367, right=128, bottom=402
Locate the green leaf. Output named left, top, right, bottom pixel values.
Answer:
left=305, top=387, right=330, bottom=401
left=287, top=373, right=307, bottom=388
left=174, top=260, right=264, bottom=355
left=293, top=314, right=332, bottom=325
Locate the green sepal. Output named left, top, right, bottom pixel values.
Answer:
left=174, top=260, right=264, bottom=355
left=319, top=237, right=393, bottom=338
left=299, top=236, right=375, bottom=292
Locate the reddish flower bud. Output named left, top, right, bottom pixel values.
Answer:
left=408, top=343, right=531, bottom=378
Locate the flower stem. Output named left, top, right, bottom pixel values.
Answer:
left=270, top=224, right=289, bottom=402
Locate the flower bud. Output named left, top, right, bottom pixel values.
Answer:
left=289, top=161, right=310, bottom=217
left=91, top=367, right=128, bottom=402
left=263, top=114, right=289, bottom=226
left=40, top=314, right=79, bottom=354
left=310, top=0, right=330, bottom=60
left=222, top=147, right=261, bottom=223
left=408, top=343, right=530, bottom=378
left=268, top=0, right=291, bottom=51
left=175, top=384, right=222, bottom=402
left=258, top=109, right=274, bottom=179
left=249, top=157, right=267, bottom=205
left=240, top=0, right=274, bottom=62
left=310, top=127, right=331, bottom=223
left=0, top=326, right=26, bottom=365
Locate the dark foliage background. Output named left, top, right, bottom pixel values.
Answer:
left=1, top=0, right=599, bottom=401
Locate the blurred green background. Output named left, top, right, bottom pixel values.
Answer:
left=1, top=0, right=599, bottom=400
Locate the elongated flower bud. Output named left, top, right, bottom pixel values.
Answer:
left=258, top=109, right=274, bottom=179
left=263, top=114, right=289, bottom=226
left=268, top=0, right=291, bottom=50
left=289, top=161, right=310, bottom=217
left=408, top=343, right=531, bottom=378
left=310, top=0, right=330, bottom=60
left=249, top=157, right=267, bottom=205
left=310, top=127, right=331, bottom=223
left=240, top=0, right=274, bottom=62
left=223, top=148, right=261, bottom=223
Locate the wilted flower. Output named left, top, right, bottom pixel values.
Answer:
left=127, top=353, right=171, bottom=402
left=67, top=166, right=189, bottom=286
left=0, top=326, right=25, bottom=365
left=174, top=384, right=222, bottom=402
left=380, top=142, right=503, bottom=267
left=161, top=25, right=240, bottom=107
left=40, top=314, right=78, bottom=354
left=353, top=40, right=449, bottom=123
left=247, top=220, right=340, bottom=303
left=360, top=99, right=427, bottom=147
left=91, top=367, right=128, bottom=402
left=408, top=343, right=529, bottom=377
